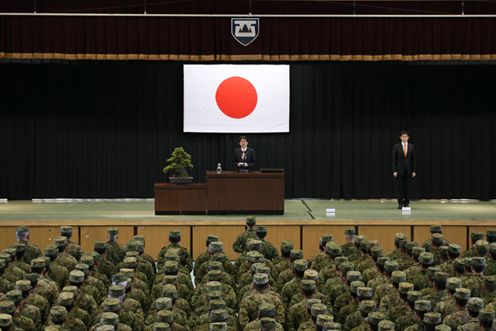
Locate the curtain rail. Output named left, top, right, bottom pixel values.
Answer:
left=1, top=12, right=496, bottom=18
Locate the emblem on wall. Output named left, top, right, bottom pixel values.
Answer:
left=231, top=18, right=260, bottom=46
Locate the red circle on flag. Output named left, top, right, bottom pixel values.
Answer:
left=215, top=76, right=258, bottom=119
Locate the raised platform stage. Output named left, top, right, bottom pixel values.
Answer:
left=1, top=199, right=495, bottom=261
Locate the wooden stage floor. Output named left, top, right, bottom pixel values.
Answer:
left=0, top=199, right=495, bottom=222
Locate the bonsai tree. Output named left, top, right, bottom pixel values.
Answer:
left=163, top=147, right=193, bottom=178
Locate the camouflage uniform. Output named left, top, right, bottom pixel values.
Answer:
left=157, top=230, right=193, bottom=272
left=233, top=216, right=258, bottom=253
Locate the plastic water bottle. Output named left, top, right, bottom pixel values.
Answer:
left=216, top=163, right=222, bottom=174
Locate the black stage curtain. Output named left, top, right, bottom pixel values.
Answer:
left=1, top=16, right=496, bottom=61
left=1, top=61, right=495, bottom=200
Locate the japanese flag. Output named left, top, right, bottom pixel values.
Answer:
left=184, top=64, right=290, bottom=133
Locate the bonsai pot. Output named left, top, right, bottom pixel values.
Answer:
left=169, top=177, right=193, bottom=185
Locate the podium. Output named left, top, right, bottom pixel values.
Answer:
left=207, top=171, right=284, bottom=214
left=154, top=171, right=284, bottom=215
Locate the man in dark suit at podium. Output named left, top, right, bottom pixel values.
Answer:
left=392, top=130, right=416, bottom=209
left=233, top=136, right=256, bottom=171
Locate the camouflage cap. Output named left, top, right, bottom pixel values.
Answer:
left=53, top=236, right=68, bottom=247
left=339, top=262, right=354, bottom=275
left=126, top=240, right=140, bottom=252
left=414, top=300, right=431, bottom=312
left=398, top=282, right=414, bottom=294
left=325, top=242, right=342, bottom=257
left=355, top=235, right=366, bottom=246
left=357, top=287, right=373, bottom=299
left=246, top=251, right=263, bottom=263
left=162, top=284, right=178, bottom=299
left=345, top=228, right=356, bottom=236
left=370, top=246, right=383, bottom=258
left=479, top=308, right=495, bottom=322
left=157, top=309, right=174, bottom=324
left=207, top=234, right=219, bottom=243
left=346, top=271, right=362, bottom=282
left=377, top=320, right=395, bottom=331
left=490, top=242, right=496, bottom=254
left=434, top=272, right=449, bottom=282
left=434, top=325, right=451, bottom=331
left=207, top=291, right=222, bottom=301
left=253, top=273, right=269, bottom=285
left=419, top=252, right=434, bottom=265
left=23, top=272, right=40, bottom=284
left=209, top=299, right=227, bottom=311
left=466, top=297, right=484, bottom=312
left=6, top=289, right=21, bottom=303
left=472, top=256, right=486, bottom=267
left=57, top=291, right=75, bottom=307
left=306, top=298, right=322, bottom=309
left=359, top=300, right=376, bottom=314
left=94, top=241, right=106, bottom=250
left=246, top=239, right=263, bottom=251
left=69, top=270, right=85, bottom=284
left=391, top=271, right=406, bottom=284
left=350, top=281, right=365, bottom=294
left=366, top=311, right=385, bottom=326
left=208, top=260, right=223, bottom=272
left=245, top=215, right=256, bottom=225
left=486, top=230, right=496, bottom=240
left=319, top=234, right=333, bottom=245
left=155, top=297, right=173, bottom=310
left=464, top=257, right=472, bottom=268
left=376, top=256, right=388, bottom=266
left=423, top=312, right=442, bottom=325
left=316, top=314, right=334, bottom=326
left=0, top=313, right=12, bottom=327
left=484, top=276, right=496, bottom=289
left=447, top=244, right=461, bottom=255
left=208, top=270, right=223, bottom=281
left=280, top=240, right=294, bottom=253
left=79, top=255, right=94, bottom=267
left=209, top=322, right=227, bottom=331
left=259, top=303, right=276, bottom=317
left=454, top=288, right=471, bottom=300
left=206, top=281, right=222, bottom=292
left=123, top=256, right=137, bottom=268
left=311, top=303, right=328, bottom=317
left=16, top=226, right=29, bottom=235
left=301, top=279, right=317, bottom=291
left=153, top=323, right=171, bottom=331
left=112, top=272, right=130, bottom=285
left=430, top=225, right=442, bottom=233
left=163, top=261, right=179, bottom=273
left=101, top=312, right=119, bottom=326
left=335, top=256, right=349, bottom=266
left=95, top=326, right=114, bottom=331
left=290, top=249, right=304, bottom=260
left=0, top=301, right=15, bottom=314
left=447, top=277, right=462, bottom=291
left=107, top=227, right=119, bottom=235
left=30, top=257, right=47, bottom=270
left=394, top=233, right=407, bottom=241
left=412, top=246, right=425, bottom=257
left=60, top=225, right=72, bottom=235
left=133, top=235, right=145, bottom=242
left=50, top=305, right=68, bottom=323
left=293, top=259, right=309, bottom=272
left=303, top=269, right=319, bottom=281
left=75, top=263, right=90, bottom=273
left=431, top=233, right=444, bottom=245
left=407, top=291, right=422, bottom=303
left=208, top=241, right=224, bottom=253
left=210, top=309, right=227, bottom=322
left=15, top=279, right=31, bottom=292
left=471, top=232, right=484, bottom=241
left=62, top=285, right=78, bottom=293
left=384, top=260, right=399, bottom=273
left=101, top=298, right=121, bottom=312
left=109, top=284, right=126, bottom=297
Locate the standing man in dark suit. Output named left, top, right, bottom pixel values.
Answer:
left=392, top=130, right=416, bottom=209
left=233, top=136, right=256, bottom=171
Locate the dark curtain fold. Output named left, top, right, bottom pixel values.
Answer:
left=0, top=61, right=495, bottom=200
left=1, top=16, right=496, bottom=61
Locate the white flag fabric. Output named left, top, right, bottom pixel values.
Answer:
left=184, top=64, right=290, bottom=133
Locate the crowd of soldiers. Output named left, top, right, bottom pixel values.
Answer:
left=1, top=218, right=496, bottom=330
